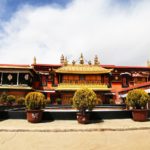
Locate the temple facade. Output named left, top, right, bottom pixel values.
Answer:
left=0, top=54, right=150, bottom=105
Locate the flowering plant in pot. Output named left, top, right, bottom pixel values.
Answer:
left=126, top=89, right=150, bottom=121
left=25, top=92, right=46, bottom=123
left=72, top=88, right=97, bottom=124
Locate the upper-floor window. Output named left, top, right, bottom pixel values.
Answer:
left=79, top=75, right=85, bottom=81
left=41, top=75, right=47, bottom=86
left=19, top=73, right=31, bottom=86
left=2, top=73, right=17, bottom=85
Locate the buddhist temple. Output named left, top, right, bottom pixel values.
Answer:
left=0, top=54, right=150, bottom=105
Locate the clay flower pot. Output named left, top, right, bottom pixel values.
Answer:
left=76, top=112, right=90, bottom=124
left=26, top=110, right=43, bottom=123
left=132, top=109, right=148, bottom=122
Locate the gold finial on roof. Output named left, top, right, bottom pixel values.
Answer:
left=64, top=57, right=68, bottom=66
left=60, top=54, right=64, bottom=64
left=94, top=55, right=100, bottom=65
left=88, top=60, right=92, bottom=65
left=80, top=53, right=84, bottom=64
left=33, top=56, right=36, bottom=64
left=72, top=60, right=76, bottom=65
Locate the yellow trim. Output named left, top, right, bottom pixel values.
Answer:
left=55, top=83, right=111, bottom=91
left=0, top=85, right=33, bottom=90
left=55, top=64, right=112, bottom=74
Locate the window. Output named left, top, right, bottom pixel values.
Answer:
left=41, top=75, right=47, bottom=86
left=79, top=75, right=85, bottom=81
left=2, top=73, right=17, bottom=85
left=19, top=73, right=31, bottom=86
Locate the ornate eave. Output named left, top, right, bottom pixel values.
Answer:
left=0, top=65, right=33, bottom=69
left=0, top=85, right=33, bottom=90
left=55, top=83, right=111, bottom=91
left=55, top=64, right=112, bottom=74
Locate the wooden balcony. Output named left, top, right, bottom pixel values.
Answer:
left=55, top=82, right=111, bottom=91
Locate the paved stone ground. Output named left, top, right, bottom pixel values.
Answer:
left=0, top=119, right=150, bottom=132
left=1, top=119, right=150, bottom=150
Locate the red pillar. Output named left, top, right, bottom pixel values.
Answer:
left=47, top=92, right=50, bottom=101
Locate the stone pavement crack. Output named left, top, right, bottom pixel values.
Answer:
left=1, top=127, right=150, bottom=132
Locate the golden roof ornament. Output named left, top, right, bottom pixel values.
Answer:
left=72, top=60, right=76, bottom=65
left=94, top=55, right=100, bottom=65
left=88, top=60, right=92, bottom=65
left=55, top=53, right=113, bottom=74
left=60, top=54, right=64, bottom=64
left=80, top=53, right=84, bottom=64
left=64, top=57, right=68, bottom=66
left=33, top=56, right=36, bottom=64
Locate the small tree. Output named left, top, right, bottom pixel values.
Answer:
left=126, top=89, right=150, bottom=109
left=25, top=92, right=46, bottom=110
left=72, top=88, right=97, bottom=115
left=16, top=97, right=25, bottom=105
left=0, top=92, right=7, bottom=104
left=7, top=95, right=16, bottom=105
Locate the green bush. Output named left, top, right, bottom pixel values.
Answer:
left=126, top=89, right=150, bottom=109
left=7, top=95, right=16, bottom=104
left=72, top=88, right=97, bottom=114
left=16, top=97, right=25, bottom=105
left=0, top=92, right=7, bottom=103
left=25, top=92, right=46, bottom=110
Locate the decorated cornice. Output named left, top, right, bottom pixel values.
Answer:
left=55, top=83, right=111, bottom=91
left=55, top=64, right=112, bottom=74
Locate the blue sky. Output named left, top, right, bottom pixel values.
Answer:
left=0, top=0, right=71, bottom=20
left=0, top=0, right=149, bottom=66
left=0, top=0, right=130, bottom=21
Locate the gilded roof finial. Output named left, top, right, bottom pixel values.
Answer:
left=147, top=60, right=150, bottom=67
left=60, top=54, right=64, bottom=64
left=33, top=56, right=36, bottom=64
left=80, top=53, right=84, bottom=64
left=88, top=60, right=92, bottom=65
left=94, top=55, right=99, bottom=65
left=72, top=60, right=76, bottom=65
left=64, top=57, right=68, bottom=66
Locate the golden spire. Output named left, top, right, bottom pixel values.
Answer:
left=80, top=53, right=84, bottom=64
left=60, top=54, right=64, bottom=64
left=72, top=60, right=76, bottom=65
left=94, top=55, right=100, bottom=65
left=33, top=56, right=36, bottom=64
left=64, top=57, right=68, bottom=66
left=88, top=60, right=92, bottom=65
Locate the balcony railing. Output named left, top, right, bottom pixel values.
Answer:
left=62, top=80, right=103, bottom=84
left=57, top=82, right=108, bottom=89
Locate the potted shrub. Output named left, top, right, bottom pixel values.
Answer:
left=72, top=88, right=97, bottom=124
left=0, top=92, right=7, bottom=105
left=6, top=95, right=16, bottom=106
left=126, top=89, right=150, bottom=121
left=16, top=97, right=25, bottom=106
left=25, top=92, right=46, bottom=123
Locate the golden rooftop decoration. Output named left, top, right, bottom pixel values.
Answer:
left=64, top=57, right=68, bottom=66
left=56, top=54, right=112, bottom=74
left=94, top=55, right=100, bottom=65
left=60, top=54, right=64, bottom=64
left=33, top=56, right=36, bottom=64
left=80, top=53, right=84, bottom=64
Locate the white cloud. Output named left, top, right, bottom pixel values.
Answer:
left=0, top=0, right=150, bottom=66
